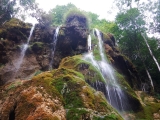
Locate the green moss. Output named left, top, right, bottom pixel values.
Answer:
left=135, top=103, right=160, bottom=120
left=115, top=71, right=137, bottom=98
left=66, top=108, right=89, bottom=120
left=93, top=113, right=119, bottom=120
left=90, top=34, right=101, bottom=61
left=1, top=67, right=124, bottom=119
left=93, top=48, right=101, bottom=61
left=32, top=72, right=63, bottom=101
left=155, top=93, right=160, bottom=100
left=51, top=69, right=85, bottom=108
left=33, top=70, right=42, bottom=76
left=50, top=67, right=120, bottom=117
left=31, top=42, right=44, bottom=51
left=4, top=18, right=31, bottom=29
left=52, top=67, right=84, bottom=80
left=59, top=55, right=105, bottom=84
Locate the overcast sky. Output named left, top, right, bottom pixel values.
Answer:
left=35, top=0, right=117, bottom=21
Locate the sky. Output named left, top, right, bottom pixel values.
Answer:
left=35, top=0, right=117, bottom=21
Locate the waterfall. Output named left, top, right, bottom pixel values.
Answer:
left=49, top=26, right=60, bottom=70
left=14, top=24, right=35, bottom=76
left=87, top=35, right=91, bottom=51
left=83, top=29, right=130, bottom=112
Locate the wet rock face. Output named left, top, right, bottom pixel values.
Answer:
left=56, top=26, right=88, bottom=54
left=0, top=52, right=41, bottom=85
left=33, top=24, right=54, bottom=43
left=0, top=18, right=88, bottom=85
left=0, top=18, right=32, bottom=44
left=50, top=25, right=88, bottom=68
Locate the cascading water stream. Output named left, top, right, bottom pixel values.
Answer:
left=88, top=35, right=91, bottom=51
left=84, top=30, right=130, bottom=112
left=14, top=24, right=35, bottom=77
left=49, top=26, right=60, bottom=70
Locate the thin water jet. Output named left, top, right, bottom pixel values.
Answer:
left=13, top=24, right=35, bottom=79
left=87, top=35, right=91, bottom=51
left=49, top=26, right=60, bottom=70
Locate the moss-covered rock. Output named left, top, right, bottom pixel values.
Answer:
left=115, top=72, right=142, bottom=111
left=0, top=71, right=65, bottom=120
left=31, top=42, right=44, bottom=53
left=59, top=55, right=105, bottom=83
left=132, top=91, right=160, bottom=120
left=51, top=68, right=123, bottom=119
left=0, top=68, right=123, bottom=120
left=59, top=55, right=142, bottom=112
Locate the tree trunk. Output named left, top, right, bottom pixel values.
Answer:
left=136, top=46, right=154, bottom=92
left=145, top=66, right=154, bottom=91
left=141, top=33, right=160, bottom=72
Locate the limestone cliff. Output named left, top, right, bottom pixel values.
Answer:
left=0, top=18, right=160, bottom=120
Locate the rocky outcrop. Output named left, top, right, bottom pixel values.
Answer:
left=0, top=17, right=160, bottom=120
left=0, top=18, right=88, bottom=85
left=0, top=18, right=42, bottom=85
left=0, top=69, right=123, bottom=120
left=59, top=55, right=142, bottom=112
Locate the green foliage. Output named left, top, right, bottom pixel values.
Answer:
left=87, top=12, right=100, bottom=29
left=114, top=3, right=160, bottom=92
left=0, top=0, right=16, bottom=25
left=49, top=3, right=76, bottom=25
left=155, top=93, right=160, bottom=100
left=116, top=8, right=145, bottom=32
left=0, top=0, right=37, bottom=25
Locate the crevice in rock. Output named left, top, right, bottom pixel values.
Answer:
left=9, top=104, right=16, bottom=120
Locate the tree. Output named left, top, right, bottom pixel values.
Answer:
left=0, top=0, right=37, bottom=25
left=0, top=0, right=16, bottom=25
left=115, top=7, right=160, bottom=92
left=49, top=3, right=76, bottom=25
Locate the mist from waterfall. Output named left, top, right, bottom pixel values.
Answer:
left=49, top=26, right=60, bottom=70
left=14, top=24, right=35, bottom=77
left=84, top=30, right=130, bottom=112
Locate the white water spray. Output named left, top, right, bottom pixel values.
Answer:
left=84, top=29, right=129, bottom=112
left=49, top=26, right=60, bottom=70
